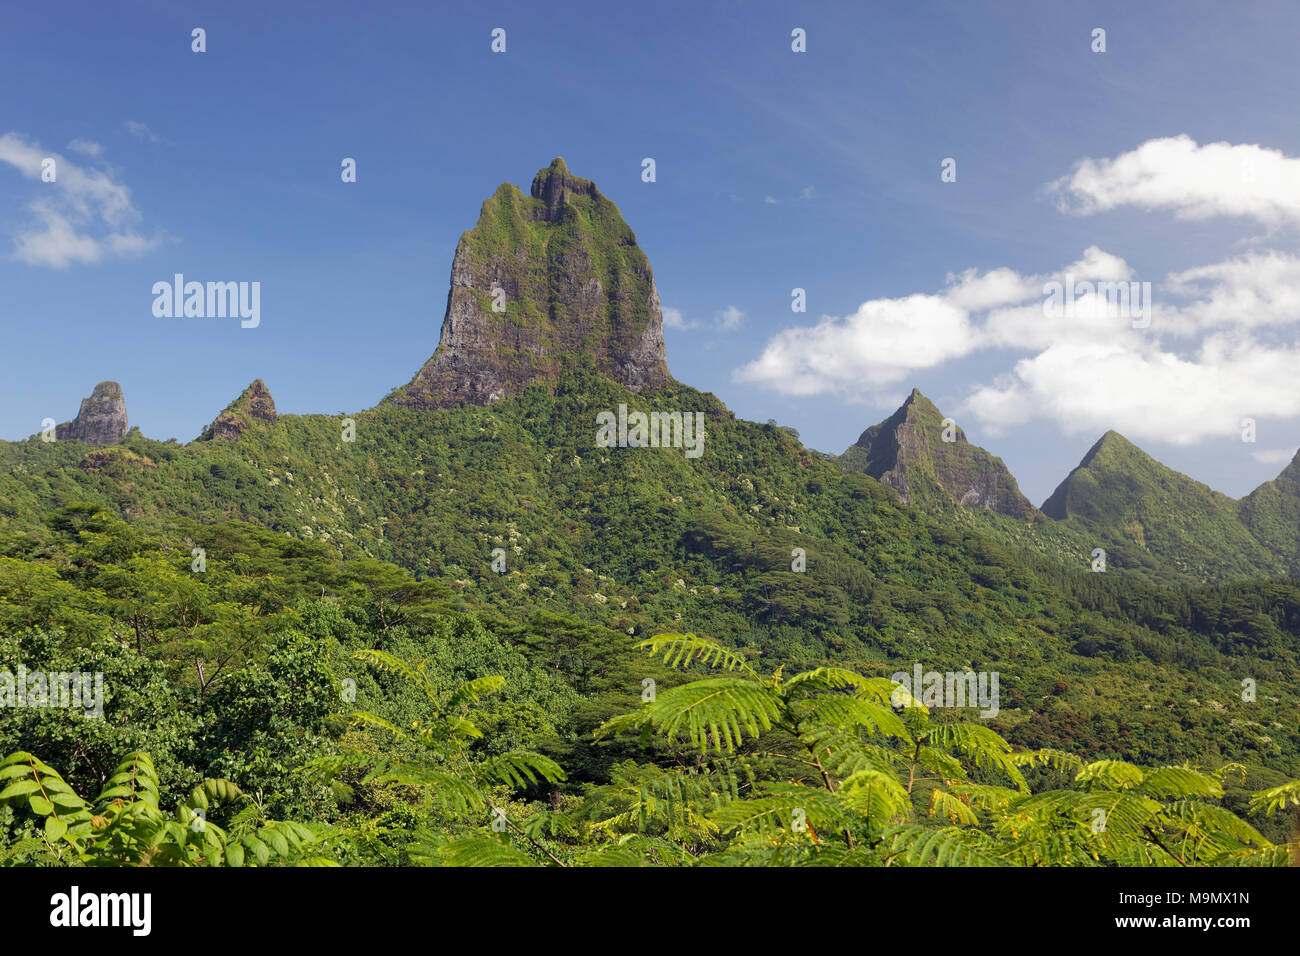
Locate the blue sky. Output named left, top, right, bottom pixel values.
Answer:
left=2, top=0, right=1299, bottom=503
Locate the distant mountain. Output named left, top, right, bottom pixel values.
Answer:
left=390, top=158, right=671, bottom=410
left=55, top=381, right=128, bottom=446
left=3, top=159, right=1300, bottom=781
left=198, top=380, right=279, bottom=441
left=1239, top=449, right=1300, bottom=576
left=1042, top=430, right=1286, bottom=581
left=839, top=389, right=1036, bottom=519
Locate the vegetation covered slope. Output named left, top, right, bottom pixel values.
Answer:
left=1042, top=431, right=1287, bottom=583
left=1240, top=450, right=1300, bottom=577
left=2, top=370, right=1298, bottom=781
left=840, top=388, right=1036, bottom=519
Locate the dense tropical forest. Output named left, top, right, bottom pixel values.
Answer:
left=2, top=371, right=1299, bottom=866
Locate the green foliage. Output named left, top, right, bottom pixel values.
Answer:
left=0, top=751, right=326, bottom=866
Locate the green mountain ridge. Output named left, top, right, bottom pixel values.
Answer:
left=1041, top=430, right=1290, bottom=582
left=839, top=388, right=1037, bottom=519
left=4, top=159, right=1300, bottom=867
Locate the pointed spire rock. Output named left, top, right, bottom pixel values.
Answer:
left=840, top=388, right=1036, bottom=518
left=390, top=159, right=671, bottom=410
left=199, top=380, right=278, bottom=440
left=55, top=381, right=129, bottom=445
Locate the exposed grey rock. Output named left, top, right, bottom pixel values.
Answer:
left=392, top=158, right=672, bottom=410
left=56, top=381, right=128, bottom=446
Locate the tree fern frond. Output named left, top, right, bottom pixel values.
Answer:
left=1136, top=766, right=1221, bottom=800
left=436, top=835, right=539, bottom=867
left=617, top=678, right=784, bottom=754
left=1250, top=779, right=1300, bottom=815
left=478, top=751, right=566, bottom=789
left=445, top=675, right=507, bottom=710
left=636, top=633, right=756, bottom=675
left=883, top=824, right=1009, bottom=867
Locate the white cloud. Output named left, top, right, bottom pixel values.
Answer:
left=716, top=305, right=745, bottom=331
left=0, top=131, right=160, bottom=268
left=734, top=242, right=1300, bottom=445
left=663, top=306, right=694, bottom=330
left=123, top=120, right=161, bottom=143
left=763, top=195, right=779, bottom=205
left=1166, top=251, right=1300, bottom=329
left=964, top=333, right=1300, bottom=445
left=67, top=139, right=103, bottom=158
left=733, top=293, right=977, bottom=395
left=1049, top=135, right=1300, bottom=227
left=800, top=186, right=816, bottom=200
left=1252, top=448, right=1299, bottom=465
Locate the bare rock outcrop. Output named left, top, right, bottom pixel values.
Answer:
left=391, top=158, right=671, bottom=410
left=56, top=381, right=128, bottom=446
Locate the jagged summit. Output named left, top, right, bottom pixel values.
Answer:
left=199, top=380, right=278, bottom=441
left=529, top=157, right=600, bottom=222
left=56, top=381, right=128, bottom=446
left=839, top=388, right=1036, bottom=518
left=390, top=159, right=671, bottom=410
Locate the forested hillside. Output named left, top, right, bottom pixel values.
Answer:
left=2, top=370, right=1299, bottom=866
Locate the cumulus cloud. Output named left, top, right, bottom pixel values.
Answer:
left=1166, top=251, right=1300, bottom=329
left=964, top=334, right=1300, bottom=445
left=0, top=131, right=160, bottom=268
left=734, top=241, right=1300, bottom=445
left=733, top=293, right=977, bottom=394
left=1049, top=135, right=1300, bottom=227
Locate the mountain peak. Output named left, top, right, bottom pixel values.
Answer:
left=199, top=380, right=278, bottom=441
left=1042, top=429, right=1283, bottom=578
left=55, top=381, right=128, bottom=446
left=529, top=158, right=600, bottom=222
left=391, top=160, right=671, bottom=410
left=839, top=389, right=1035, bottom=518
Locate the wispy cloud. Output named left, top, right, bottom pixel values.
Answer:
left=663, top=306, right=695, bottom=330
left=716, top=305, right=744, bottom=331
left=1251, top=448, right=1298, bottom=465
left=0, top=131, right=162, bottom=268
left=67, top=139, right=103, bottom=158
left=123, top=120, right=161, bottom=144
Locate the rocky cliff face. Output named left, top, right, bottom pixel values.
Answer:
left=391, top=158, right=671, bottom=410
left=840, top=388, right=1036, bottom=518
left=56, top=381, right=129, bottom=445
left=199, top=380, right=279, bottom=440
